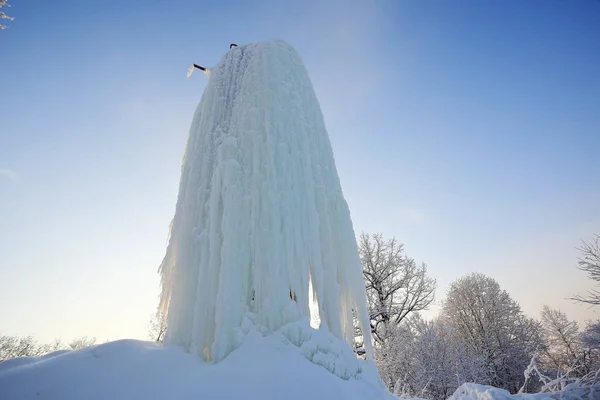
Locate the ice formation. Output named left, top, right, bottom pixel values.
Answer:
left=159, top=39, right=373, bottom=363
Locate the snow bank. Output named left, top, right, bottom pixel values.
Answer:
left=0, top=324, right=392, bottom=400
left=447, top=384, right=546, bottom=400
left=159, top=39, right=372, bottom=363
left=446, top=382, right=599, bottom=400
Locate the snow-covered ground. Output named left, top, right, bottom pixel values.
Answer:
left=0, top=322, right=391, bottom=400
left=446, top=382, right=599, bottom=400
left=2, top=329, right=591, bottom=400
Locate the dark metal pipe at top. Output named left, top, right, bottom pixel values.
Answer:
left=192, top=44, right=238, bottom=73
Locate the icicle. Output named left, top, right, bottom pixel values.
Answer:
left=186, top=64, right=195, bottom=78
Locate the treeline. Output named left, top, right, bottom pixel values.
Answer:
left=0, top=335, right=97, bottom=361
left=358, top=233, right=600, bottom=399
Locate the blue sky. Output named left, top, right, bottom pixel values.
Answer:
left=1, top=0, right=599, bottom=342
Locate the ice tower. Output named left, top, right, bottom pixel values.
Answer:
left=159, top=40, right=373, bottom=363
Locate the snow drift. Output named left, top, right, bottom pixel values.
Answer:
left=446, top=382, right=598, bottom=400
left=0, top=329, right=391, bottom=400
left=2, top=340, right=589, bottom=400
left=158, top=39, right=373, bottom=363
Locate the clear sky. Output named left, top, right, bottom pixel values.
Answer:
left=1, top=0, right=599, bottom=343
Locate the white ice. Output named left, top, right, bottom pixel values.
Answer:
left=159, top=39, right=373, bottom=363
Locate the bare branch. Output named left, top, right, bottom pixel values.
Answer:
left=572, top=234, right=600, bottom=305
left=358, top=233, right=436, bottom=345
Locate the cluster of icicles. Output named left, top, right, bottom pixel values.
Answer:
left=159, top=40, right=373, bottom=363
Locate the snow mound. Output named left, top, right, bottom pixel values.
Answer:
left=0, top=324, right=392, bottom=400
left=159, top=38, right=372, bottom=363
left=448, top=384, right=549, bottom=400
left=278, top=317, right=371, bottom=380
left=447, top=382, right=599, bottom=400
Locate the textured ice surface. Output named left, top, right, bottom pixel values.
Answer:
left=158, top=39, right=373, bottom=363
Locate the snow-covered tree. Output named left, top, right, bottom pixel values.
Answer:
left=539, top=306, right=580, bottom=375
left=0, top=335, right=44, bottom=361
left=441, top=273, right=542, bottom=393
left=374, top=315, right=417, bottom=390
left=38, top=338, right=65, bottom=355
left=573, top=234, right=600, bottom=306
left=377, top=315, right=488, bottom=399
left=0, top=0, right=13, bottom=30
left=522, top=311, right=600, bottom=395
left=521, top=317, right=600, bottom=396
left=358, top=233, right=436, bottom=345
left=580, top=320, right=600, bottom=349
left=0, top=334, right=96, bottom=361
left=68, top=336, right=96, bottom=350
left=404, top=318, right=490, bottom=400
left=579, top=320, right=600, bottom=375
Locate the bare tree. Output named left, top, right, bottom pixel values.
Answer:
left=358, top=233, right=436, bottom=345
left=573, top=234, right=600, bottom=305
left=148, top=312, right=167, bottom=342
left=0, top=0, right=13, bottom=30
